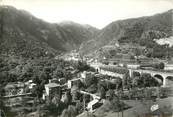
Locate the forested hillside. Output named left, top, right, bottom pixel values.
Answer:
left=80, top=9, right=173, bottom=58
left=0, top=6, right=99, bottom=58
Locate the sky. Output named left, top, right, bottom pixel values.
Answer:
left=2, top=0, right=173, bottom=29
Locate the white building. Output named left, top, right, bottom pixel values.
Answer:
left=81, top=71, right=95, bottom=79
left=87, top=99, right=100, bottom=112
left=25, top=80, right=36, bottom=89
left=28, top=83, right=36, bottom=89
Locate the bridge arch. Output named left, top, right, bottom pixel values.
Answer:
left=154, top=74, right=164, bottom=85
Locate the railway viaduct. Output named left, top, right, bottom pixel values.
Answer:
left=129, top=69, right=173, bottom=87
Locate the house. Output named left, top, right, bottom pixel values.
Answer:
left=87, top=99, right=101, bottom=112
left=44, top=82, right=61, bottom=96
left=81, top=71, right=87, bottom=78
left=4, top=82, right=25, bottom=96
left=67, top=78, right=81, bottom=89
left=63, top=50, right=82, bottom=61
left=28, top=83, right=36, bottom=89
left=25, top=80, right=36, bottom=89
left=81, top=71, right=95, bottom=79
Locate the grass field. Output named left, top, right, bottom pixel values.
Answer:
left=94, top=97, right=173, bottom=117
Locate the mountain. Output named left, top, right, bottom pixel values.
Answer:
left=79, top=9, right=173, bottom=55
left=58, top=21, right=99, bottom=51
left=0, top=6, right=99, bottom=58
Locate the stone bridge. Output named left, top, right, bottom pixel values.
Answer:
left=129, top=69, right=173, bottom=87
left=89, top=63, right=173, bottom=87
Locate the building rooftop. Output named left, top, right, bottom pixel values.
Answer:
left=45, top=83, right=60, bottom=88
left=87, top=99, right=99, bottom=107
left=4, top=82, right=25, bottom=89
left=68, top=78, right=81, bottom=82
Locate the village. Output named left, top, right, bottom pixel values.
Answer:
left=0, top=0, right=173, bottom=117
left=1, top=50, right=173, bottom=117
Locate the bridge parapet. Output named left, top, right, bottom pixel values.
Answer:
left=129, top=69, right=173, bottom=87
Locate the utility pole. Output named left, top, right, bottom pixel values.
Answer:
left=83, top=94, right=85, bottom=111
left=121, top=104, right=124, bottom=117
left=166, top=44, right=169, bottom=60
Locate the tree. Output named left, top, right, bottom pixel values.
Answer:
left=154, top=62, right=165, bottom=70
left=64, top=71, right=73, bottom=81
left=133, top=71, right=141, bottom=77
left=75, top=61, right=90, bottom=72
left=106, top=89, right=115, bottom=100
left=43, top=95, right=65, bottom=116
left=0, top=93, right=11, bottom=117
left=67, top=105, right=77, bottom=117
left=64, top=91, right=72, bottom=106
left=75, top=101, right=83, bottom=114
left=141, top=73, right=152, bottom=87
left=111, top=78, right=122, bottom=90
left=132, top=76, right=140, bottom=88
left=52, top=94, right=61, bottom=106
left=61, top=109, right=69, bottom=117
left=86, top=84, right=97, bottom=93
left=0, top=96, right=5, bottom=111
left=53, top=66, right=64, bottom=78
left=32, top=75, right=41, bottom=84
left=99, top=86, right=106, bottom=99
left=97, top=81, right=107, bottom=91
left=83, top=94, right=90, bottom=104
left=60, top=105, right=77, bottom=117
left=159, top=62, right=165, bottom=69
left=75, top=80, right=84, bottom=89
left=39, top=71, right=49, bottom=84
left=85, top=76, right=98, bottom=88
left=107, top=94, right=121, bottom=112
left=31, top=85, right=43, bottom=99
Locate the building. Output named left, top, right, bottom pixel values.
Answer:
left=25, top=80, right=36, bottom=89
left=81, top=71, right=95, bottom=79
left=87, top=99, right=101, bottom=112
left=67, top=78, right=82, bottom=89
left=126, top=64, right=140, bottom=69
left=44, top=82, right=61, bottom=96
left=63, top=50, right=82, bottom=61
left=137, top=55, right=154, bottom=64
left=165, top=64, right=173, bottom=70
left=28, top=83, right=36, bottom=89
left=4, top=82, right=25, bottom=96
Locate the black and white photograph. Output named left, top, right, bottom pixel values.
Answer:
left=0, top=0, right=173, bottom=117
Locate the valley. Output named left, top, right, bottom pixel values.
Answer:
left=0, top=5, right=173, bottom=117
